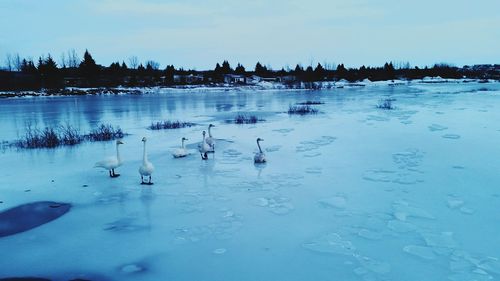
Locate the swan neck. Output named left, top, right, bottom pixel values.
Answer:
left=208, top=126, right=212, bottom=137
left=116, top=143, right=122, bottom=163
left=257, top=140, right=262, bottom=153
left=143, top=141, right=148, bottom=163
left=181, top=139, right=185, bottom=149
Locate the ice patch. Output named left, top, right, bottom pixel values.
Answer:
left=213, top=248, right=227, bottom=255
left=305, top=167, right=323, bottom=174
left=387, top=220, right=417, bottom=233
left=392, top=149, right=423, bottom=170
left=442, top=134, right=461, bottom=139
left=120, top=264, right=145, bottom=274
left=393, top=200, right=435, bottom=220
left=318, top=196, right=347, bottom=209
left=403, top=245, right=436, bottom=260
left=251, top=196, right=294, bottom=215
left=447, top=198, right=465, bottom=209
left=421, top=231, right=457, bottom=249
left=356, top=256, right=391, bottom=274
left=357, top=229, right=383, bottom=240
left=302, top=233, right=355, bottom=255
left=428, top=124, right=448, bottom=132
left=459, top=207, right=475, bottom=214
left=363, top=169, right=396, bottom=183
left=296, top=136, right=336, bottom=153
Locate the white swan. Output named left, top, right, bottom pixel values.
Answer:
left=94, top=140, right=124, bottom=177
left=173, top=137, right=189, bottom=158
left=205, top=124, right=215, bottom=152
left=254, top=138, right=266, bottom=163
left=139, top=137, right=154, bottom=185
left=198, top=131, right=211, bottom=160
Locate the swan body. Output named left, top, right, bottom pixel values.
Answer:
left=94, top=140, right=124, bottom=177
left=198, top=131, right=211, bottom=160
left=139, top=137, right=154, bottom=184
left=173, top=137, right=189, bottom=158
left=205, top=124, right=215, bottom=152
left=254, top=138, right=266, bottom=163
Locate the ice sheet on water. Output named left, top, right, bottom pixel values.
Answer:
left=428, top=124, right=448, bottom=132
left=421, top=231, right=457, bottom=249
left=272, top=128, right=294, bottom=135
left=120, top=263, right=145, bottom=274
left=356, top=256, right=391, bottom=274
left=302, top=232, right=356, bottom=256
left=363, top=169, right=397, bottom=183
left=387, top=220, right=417, bottom=233
left=213, top=248, right=227, bottom=255
left=173, top=211, right=243, bottom=243
left=305, top=166, right=323, bottom=174
left=392, top=149, right=424, bottom=170
left=318, top=195, right=347, bottom=209
left=104, top=217, right=150, bottom=233
left=403, top=245, right=437, bottom=260
left=392, top=200, right=435, bottom=220
left=250, top=196, right=294, bottom=215
left=442, top=134, right=461, bottom=139
left=357, top=229, right=383, bottom=240
left=295, top=136, right=336, bottom=153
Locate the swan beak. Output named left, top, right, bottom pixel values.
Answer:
left=117, top=140, right=124, bottom=144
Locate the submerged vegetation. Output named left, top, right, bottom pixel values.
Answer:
left=149, top=120, right=196, bottom=130
left=233, top=114, right=262, bottom=124
left=288, top=105, right=319, bottom=115
left=376, top=98, right=396, bottom=110
left=87, top=124, right=124, bottom=141
left=15, top=124, right=124, bottom=149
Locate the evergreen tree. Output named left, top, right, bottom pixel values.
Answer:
left=255, top=62, right=268, bottom=76
left=221, top=60, right=232, bottom=74
left=314, top=63, right=325, bottom=80
left=235, top=63, right=245, bottom=74
left=79, top=50, right=100, bottom=82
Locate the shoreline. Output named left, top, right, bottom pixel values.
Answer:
left=0, top=77, right=498, bottom=98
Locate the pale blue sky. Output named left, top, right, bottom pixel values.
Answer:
left=1, top=0, right=499, bottom=70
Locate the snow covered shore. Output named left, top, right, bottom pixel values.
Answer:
left=0, top=77, right=497, bottom=98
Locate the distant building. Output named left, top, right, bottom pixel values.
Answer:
left=278, top=75, right=297, bottom=83
left=223, top=74, right=246, bottom=84
left=174, top=74, right=204, bottom=84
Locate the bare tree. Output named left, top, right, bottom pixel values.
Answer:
left=13, top=53, right=22, bottom=71
left=67, top=49, right=80, bottom=68
left=60, top=52, right=67, bottom=68
left=128, top=56, right=139, bottom=69
left=5, top=53, right=12, bottom=71
left=145, top=60, right=160, bottom=70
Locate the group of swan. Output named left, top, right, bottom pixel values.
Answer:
left=198, top=124, right=215, bottom=160
left=94, top=137, right=155, bottom=185
left=94, top=124, right=266, bottom=184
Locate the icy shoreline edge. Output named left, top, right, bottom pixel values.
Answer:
left=1, top=77, right=498, bottom=98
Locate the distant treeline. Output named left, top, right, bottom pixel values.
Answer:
left=0, top=50, right=498, bottom=91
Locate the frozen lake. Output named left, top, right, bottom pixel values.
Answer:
left=1, top=82, right=500, bottom=281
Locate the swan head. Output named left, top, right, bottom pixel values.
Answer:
left=142, top=137, right=147, bottom=142
left=202, top=131, right=206, bottom=136
left=257, top=138, right=264, bottom=142
left=116, top=140, right=124, bottom=145
left=209, top=124, right=215, bottom=128
left=182, top=137, right=188, bottom=141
